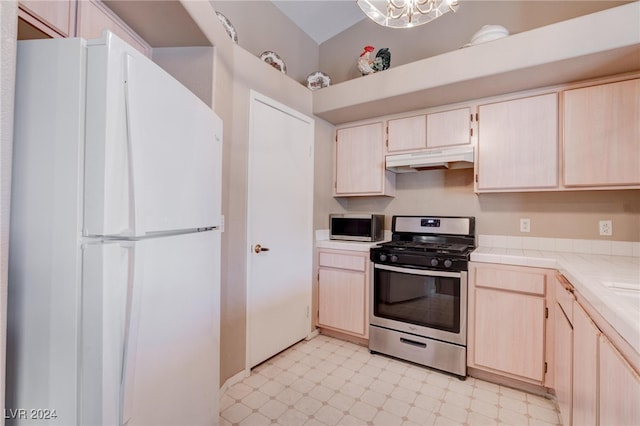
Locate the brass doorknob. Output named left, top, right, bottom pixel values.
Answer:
left=254, top=244, right=270, bottom=254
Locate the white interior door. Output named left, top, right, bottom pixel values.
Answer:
left=247, top=91, right=314, bottom=368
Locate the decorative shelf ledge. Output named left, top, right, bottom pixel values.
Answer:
left=312, top=2, right=640, bottom=125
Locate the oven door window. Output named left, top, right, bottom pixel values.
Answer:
left=374, top=266, right=460, bottom=333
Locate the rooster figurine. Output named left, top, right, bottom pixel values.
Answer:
left=358, top=46, right=391, bottom=76
left=357, top=45, right=376, bottom=75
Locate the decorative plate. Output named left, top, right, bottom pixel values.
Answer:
left=306, top=71, right=331, bottom=91
left=215, top=11, right=238, bottom=44
left=260, top=51, right=287, bottom=74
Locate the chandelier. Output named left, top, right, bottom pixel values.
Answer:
left=357, top=0, right=459, bottom=28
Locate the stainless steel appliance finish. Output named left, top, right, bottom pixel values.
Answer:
left=329, top=213, right=384, bottom=242
left=369, top=215, right=475, bottom=379
left=369, top=326, right=467, bottom=377
left=393, top=216, right=474, bottom=236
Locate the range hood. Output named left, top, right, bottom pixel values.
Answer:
left=386, top=146, right=474, bottom=173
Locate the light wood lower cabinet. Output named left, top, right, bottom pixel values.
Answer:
left=317, top=249, right=370, bottom=338
left=554, top=275, right=575, bottom=426
left=553, top=273, right=640, bottom=426
left=572, top=302, right=599, bottom=426
left=555, top=300, right=573, bottom=426
left=468, top=263, right=551, bottom=385
left=599, top=335, right=640, bottom=426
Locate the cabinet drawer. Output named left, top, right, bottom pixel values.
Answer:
left=474, top=266, right=546, bottom=296
left=556, top=274, right=575, bottom=323
left=319, top=251, right=366, bottom=272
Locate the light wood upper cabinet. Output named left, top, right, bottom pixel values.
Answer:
left=317, top=249, right=369, bottom=339
left=387, top=115, right=427, bottom=153
left=386, top=107, right=472, bottom=154
left=77, top=0, right=151, bottom=57
left=599, top=335, right=640, bottom=426
left=563, top=78, right=640, bottom=187
left=468, top=263, right=550, bottom=385
left=476, top=93, right=558, bottom=191
left=19, top=0, right=74, bottom=37
left=426, top=107, right=472, bottom=149
left=335, top=122, right=395, bottom=197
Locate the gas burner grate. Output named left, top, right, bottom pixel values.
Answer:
left=380, top=241, right=471, bottom=254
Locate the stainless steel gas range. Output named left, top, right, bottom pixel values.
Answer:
left=369, top=215, right=476, bottom=379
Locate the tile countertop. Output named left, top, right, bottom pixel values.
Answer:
left=315, top=229, right=390, bottom=252
left=472, top=235, right=640, bottom=355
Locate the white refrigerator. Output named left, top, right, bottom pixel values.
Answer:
left=8, top=31, right=222, bottom=425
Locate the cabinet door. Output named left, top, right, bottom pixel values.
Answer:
left=563, top=78, right=640, bottom=187
left=473, top=288, right=546, bottom=382
left=318, top=268, right=367, bottom=336
left=599, top=336, right=640, bottom=426
left=19, top=0, right=74, bottom=37
left=427, top=107, right=472, bottom=148
left=477, top=93, right=558, bottom=191
left=335, top=122, right=394, bottom=196
left=77, top=0, right=151, bottom=57
left=387, top=115, right=426, bottom=153
left=572, top=303, right=599, bottom=426
left=554, top=301, right=573, bottom=426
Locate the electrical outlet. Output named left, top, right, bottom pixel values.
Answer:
left=599, top=220, right=612, bottom=236
left=520, top=218, right=531, bottom=233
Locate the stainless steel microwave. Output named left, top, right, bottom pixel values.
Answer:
left=329, top=214, right=385, bottom=242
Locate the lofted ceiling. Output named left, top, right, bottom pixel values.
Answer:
left=271, top=0, right=366, bottom=44
left=101, top=0, right=367, bottom=47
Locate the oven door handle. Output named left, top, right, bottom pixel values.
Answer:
left=374, top=263, right=462, bottom=278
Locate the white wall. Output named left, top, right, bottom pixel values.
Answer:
left=181, top=0, right=327, bottom=385
left=152, top=47, right=215, bottom=106
left=210, top=0, right=320, bottom=84
left=0, top=1, right=18, bottom=422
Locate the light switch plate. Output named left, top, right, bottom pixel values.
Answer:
left=520, top=218, right=531, bottom=233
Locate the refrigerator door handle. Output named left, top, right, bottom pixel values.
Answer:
left=123, top=54, right=145, bottom=237
left=120, top=241, right=144, bottom=425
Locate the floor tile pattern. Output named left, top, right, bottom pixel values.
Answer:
left=220, top=335, right=561, bottom=425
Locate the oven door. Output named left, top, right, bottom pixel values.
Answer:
left=370, top=263, right=467, bottom=346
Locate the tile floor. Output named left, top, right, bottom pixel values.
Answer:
left=220, top=335, right=561, bottom=426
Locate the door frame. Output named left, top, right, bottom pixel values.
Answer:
left=245, top=90, right=315, bottom=371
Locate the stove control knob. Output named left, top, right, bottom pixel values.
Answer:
left=443, top=259, right=453, bottom=268
left=430, top=258, right=439, bottom=267
left=379, top=254, right=387, bottom=262
left=390, top=255, right=399, bottom=263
